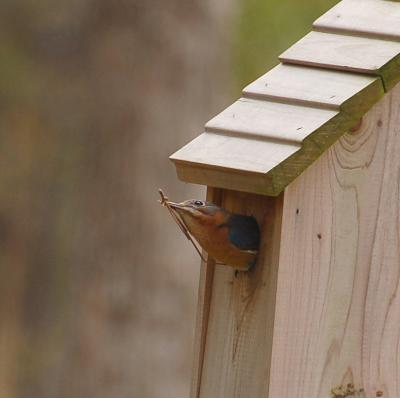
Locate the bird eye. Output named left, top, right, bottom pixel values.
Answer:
left=194, top=200, right=204, bottom=206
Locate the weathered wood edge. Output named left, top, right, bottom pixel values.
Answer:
left=173, top=161, right=279, bottom=196
left=340, top=76, right=384, bottom=115
left=268, top=80, right=384, bottom=194
left=380, top=52, right=400, bottom=90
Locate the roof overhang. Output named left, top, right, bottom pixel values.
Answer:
left=170, top=0, right=400, bottom=196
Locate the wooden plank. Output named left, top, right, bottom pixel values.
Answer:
left=243, top=64, right=383, bottom=112
left=314, top=0, right=400, bottom=42
left=174, top=163, right=277, bottom=196
left=171, top=73, right=383, bottom=195
left=193, top=190, right=283, bottom=398
left=280, top=31, right=400, bottom=90
left=171, top=132, right=301, bottom=175
left=205, top=98, right=338, bottom=143
left=171, top=100, right=367, bottom=196
left=171, top=1, right=399, bottom=197
left=190, top=187, right=221, bottom=398
left=268, top=81, right=400, bottom=397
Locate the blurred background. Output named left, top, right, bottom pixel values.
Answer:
left=0, top=0, right=336, bottom=397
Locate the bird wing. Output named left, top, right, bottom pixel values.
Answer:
left=225, top=214, right=260, bottom=251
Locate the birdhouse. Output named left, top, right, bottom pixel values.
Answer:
left=170, top=1, right=400, bottom=397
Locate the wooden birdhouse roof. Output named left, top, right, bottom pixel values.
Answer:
left=170, top=0, right=400, bottom=196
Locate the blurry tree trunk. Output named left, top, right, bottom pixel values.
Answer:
left=0, top=1, right=236, bottom=397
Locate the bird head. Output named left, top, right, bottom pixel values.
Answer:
left=168, top=199, right=225, bottom=228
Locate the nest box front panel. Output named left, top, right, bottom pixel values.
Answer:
left=269, top=80, right=400, bottom=398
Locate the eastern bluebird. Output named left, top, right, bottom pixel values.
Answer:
left=169, top=199, right=260, bottom=271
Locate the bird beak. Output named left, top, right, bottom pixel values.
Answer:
left=168, top=201, right=184, bottom=210
left=168, top=201, right=186, bottom=213
left=168, top=201, right=196, bottom=216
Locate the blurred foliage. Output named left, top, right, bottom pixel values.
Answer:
left=0, top=1, right=230, bottom=398
left=233, top=0, right=339, bottom=93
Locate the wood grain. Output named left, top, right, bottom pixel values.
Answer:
left=190, top=187, right=221, bottom=398
left=243, top=64, right=383, bottom=111
left=193, top=190, right=284, bottom=398
left=314, top=0, right=400, bottom=42
left=280, top=31, right=400, bottom=90
left=171, top=98, right=372, bottom=196
left=171, top=96, right=370, bottom=196
left=171, top=2, right=400, bottom=197
left=174, top=162, right=277, bottom=197
left=268, top=82, right=400, bottom=398
left=171, top=132, right=301, bottom=175
left=205, top=98, right=338, bottom=143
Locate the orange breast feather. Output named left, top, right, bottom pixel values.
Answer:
left=187, top=212, right=257, bottom=270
